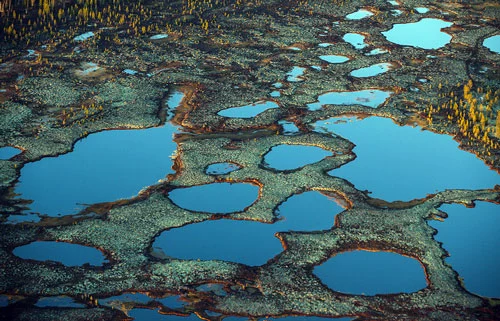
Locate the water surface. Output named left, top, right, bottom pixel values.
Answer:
left=307, top=90, right=392, bottom=111
left=382, top=18, right=453, bottom=49
left=218, top=101, right=279, bottom=118
left=13, top=241, right=107, bottom=266
left=429, top=202, right=500, bottom=298
left=35, top=296, right=85, bottom=308
left=343, top=33, right=367, bottom=49
left=319, top=55, right=350, bottom=64
left=167, top=182, right=259, bottom=214
left=483, top=35, right=500, bottom=54
left=350, top=63, right=393, bottom=78
left=262, top=144, right=333, bottom=171
left=154, top=191, right=343, bottom=265
left=314, top=250, right=426, bottom=295
left=345, top=9, right=373, bottom=20
left=0, top=146, right=21, bottom=160
left=286, top=66, right=306, bottom=82
left=313, top=117, right=500, bottom=201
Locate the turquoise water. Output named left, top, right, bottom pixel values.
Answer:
left=262, top=144, right=333, bottom=171
left=483, top=35, right=500, bottom=54
left=382, top=18, right=453, bottom=49
left=0, top=146, right=21, bottom=160
left=319, top=55, right=350, bottom=64
left=307, top=90, right=393, bottom=111
left=286, top=66, right=306, bottom=82
left=350, top=63, right=393, bottom=78
left=345, top=9, right=373, bottom=20
left=314, top=251, right=426, bottom=295
left=218, top=101, right=279, bottom=118
left=13, top=241, right=107, bottom=266
left=167, top=182, right=259, bottom=214
left=313, top=117, right=500, bottom=201
left=154, top=191, right=344, bottom=266
left=429, top=202, right=500, bottom=298
left=342, top=33, right=367, bottom=49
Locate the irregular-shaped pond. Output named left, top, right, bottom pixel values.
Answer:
left=262, top=144, right=333, bottom=171
left=129, top=309, right=201, bottom=321
left=319, top=55, right=350, bottom=64
left=217, top=101, right=279, bottom=118
left=429, top=202, right=500, bottom=298
left=15, top=93, right=183, bottom=217
left=382, top=18, right=453, bottom=49
left=0, top=146, right=21, bottom=160
left=167, top=182, right=259, bottom=214
left=13, top=241, right=107, bottom=266
left=313, top=117, right=500, bottom=201
left=154, top=191, right=344, bottom=266
left=35, top=296, right=85, bottom=308
left=343, top=33, right=367, bottom=49
left=307, top=89, right=392, bottom=111
left=205, top=162, right=242, bottom=175
left=483, top=35, right=500, bottom=54
left=350, top=62, right=393, bottom=78
left=286, top=66, right=306, bottom=82
left=314, top=250, right=426, bottom=295
left=345, top=9, right=373, bottom=20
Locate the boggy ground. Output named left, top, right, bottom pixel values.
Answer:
left=0, top=0, right=499, bottom=320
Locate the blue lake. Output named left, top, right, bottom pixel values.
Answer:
left=314, top=250, right=426, bottom=295
left=286, top=66, right=306, bottom=82
left=13, top=241, right=107, bottom=266
left=350, top=63, right=393, bottom=78
left=262, top=144, right=333, bottom=171
left=313, top=117, right=500, bottom=201
left=205, top=162, right=242, bottom=175
left=342, top=33, right=367, bottom=49
left=218, top=101, right=279, bottom=118
left=345, top=9, right=373, bottom=20
left=307, top=90, right=393, bottom=111
left=429, top=202, right=500, bottom=298
left=382, top=18, right=453, bottom=49
left=35, top=296, right=85, bottom=308
left=15, top=91, right=184, bottom=217
left=319, top=55, right=350, bottom=64
left=0, top=146, right=21, bottom=160
left=129, top=309, right=201, bottom=321
left=167, top=182, right=259, bottom=214
left=483, top=35, right=500, bottom=54
left=154, top=191, right=344, bottom=266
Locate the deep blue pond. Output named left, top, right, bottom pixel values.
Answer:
left=0, top=146, right=21, bottom=160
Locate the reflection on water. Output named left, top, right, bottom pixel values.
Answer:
left=154, top=191, right=343, bottom=266
left=313, top=117, right=500, bottom=201
left=314, top=250, right=426, bottom=295
left=167, top=182, right=259, bottom=214
left=262, top=144, right=333, bottom=171
left=429, top=202, right=500, bottom=298
left=0, top=146, right=21, bottom=160
left=13, top=241, right=107, bottom=266
left=218, top=101, right=279, bottom=118
left=382, top=18, right=453, bottom=49
left=307, top=90, right=392, bottom=111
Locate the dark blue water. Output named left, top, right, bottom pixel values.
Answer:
left=313, top=117, right=500, bottom=201
left=319, top=55, right=350, bottom=64
left=154, top=191, right=344, bottom=265
left=0, top=295, right=9, bottom=307
left=167, top=182, right=259, bottom=214
left=429, top=202, right=500, bottom=298
left=307, top=90, right=393, bottom=111
left=262, top=144, right=333, bottom=171
left=483, top=35, right=500, bottom=54
left=129, top=309, right=201, bottom=321
left=13, top=241, right=107, bottom=266
left=382, top=18, right=453, bottom=49
left=35, top=296, right=85, bottom=308
left=0, top=146, right=21, bottom=159
left=350, top=63, right=393, bottom=78
left=314, top=251, right=426, bottom=295
left=100, top=293, right=184, bottom=309
left=205, top=162, right=242, bottom=175
left=224, top=317, right=353, bottom=321
left=217, top=101, right=279, bottom=118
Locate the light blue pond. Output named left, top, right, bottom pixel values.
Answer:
left=279, top=120, right=300, bottom=135
left=129, top=309, right=201, bottom=321
left=269, top=90, right=281, bottom=98
left=262, top=144, right=333, bottom=171
left=314, top=251, right=426, bottom=295
left=218, top=101, right=279, bottom=118
left=415, top=7, right=429, bottom=14
left=205, top=162, right=242, bottom=175
left=307, top=89, right=393, bottom=111
left=167, top=182, right=259, bottom=214
left=313, top=117, right=500, bottom=201
left=286, top=66, right=306, bottom=82
left=350, top=63, right=393, bottom=78
left=154, top=191, right=344, bottom=266
left=382, top=18, right=453, bottom=49
left=429, top=202, right=500, bottom=298
left=343, top=33, right=367, bottom=49
left=166, top=90, right=185, bottom=120
left=0, top=146, right=21, bottom=160
left=13, top=241, right=108, bottom=266
left=319, top=55, right=350, bottom=64
left=35, top=296, right=85, bottom=308
left=365, top=48, right=388, bottom=56
left=483, top=35, right=500, bottom=54
left=345, top=9, right=373, bottom=20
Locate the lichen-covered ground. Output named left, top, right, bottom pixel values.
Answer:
left=1, top=0, right=499, bottom=320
